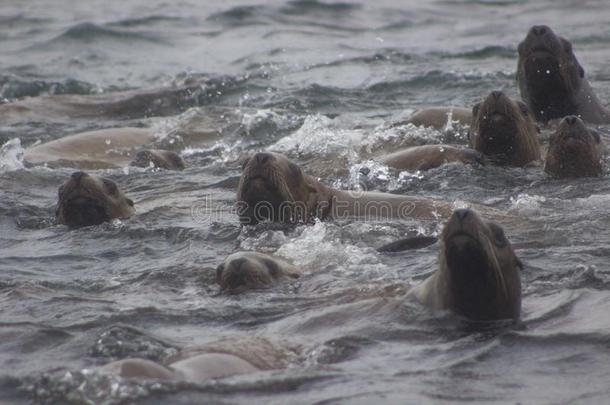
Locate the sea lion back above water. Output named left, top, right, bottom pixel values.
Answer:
left=394, top=107, right=472, bottom=131
left=470, top=90, right=541, bottom=166
left=544, top=115, right=605, bottom=178
left=379, top=144, right=486, bottom=171
left=517, top=25, right=610, bottom=124
left=409, top=208, right=522, bottom=322
left=56, top=171, right=135, bottom=228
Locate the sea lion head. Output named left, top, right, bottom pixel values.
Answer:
left=517, top=25, right=585, bottom=121
left=56, top=171, right=135, bottom=228
left=216, top=252, right=299, bottom=293
left=439, top=208, right=522, bottom=321
left=236, top=152, right=326, bottom=224
left=130, top=149, right=186, bottom=170
left=545, top=115, right=604, bottom=178
left=470, top=91, right=540, bottom=166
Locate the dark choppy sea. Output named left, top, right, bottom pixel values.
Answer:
left=1, top=0, right=610, bottom=403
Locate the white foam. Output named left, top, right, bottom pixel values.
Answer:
left=509, top=193, right=547, bottom=215
left=269, top=114, right=364, bottom=161
left=275, top=220, right=389, bottom=278
left=0, top=138, right=25, bottom=173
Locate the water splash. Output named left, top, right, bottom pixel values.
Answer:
left=0, top=138, right=25, bottom=173
left=269, top=114, right=363, bottom=162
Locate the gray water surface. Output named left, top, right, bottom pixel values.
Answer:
left=2, top=0, right=610, bottom=403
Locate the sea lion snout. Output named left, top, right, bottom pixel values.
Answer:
left=557, top=115, right=588, bottom=139
left=70, top=171, right=89, bottom=182
left=253, top=152, right=273, bottom=167
left=453, top=208, right=471, bottom=222
left=444, top=208, right=482, bottom=244
left=564, top=115, right=579, bottom=126
left=490, top=90, right=504, bottom=100
left=529, top=25, right=550, bottom=38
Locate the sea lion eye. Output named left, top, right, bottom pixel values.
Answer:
left=126, top=198, right=135, bottom=207
left=590, top=130, right=601, bottom=143
left=517, top=101, right=530, bottom=116
left=472, top=103, right=480, bottom=116
left=490, top=224, right=507, bottom=247
left=288, top=162, right=303, bottom=180
left=102, top=179, right=119, bottom=194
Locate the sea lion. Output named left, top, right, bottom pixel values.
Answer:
left=236, top=152, right=452, bottom=225
left=100, top=354, right=258, bottom=382
left=379, top=144, right=486, bottom=171
left=517, top=25, right=610, bottom=124
left=395, top=107, right=472, bottom=131
left=130, top=149, right=186, bottom=170
left=216, top=252, right=300, bottom=292
left=544, top=115, right=605, bottom=178
left=24, top=128, right=158, bottom=169
left=98, top=337, right=300, bottom=382
left=56, top=171, right=135, bottom=228
left=409, top=208, right=522, bottom=321
left=470, top=91, right=541, bottom=166
left=0, top=76, right=232, bottom=124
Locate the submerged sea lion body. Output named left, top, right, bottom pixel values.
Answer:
left=517, top=25, right=610, bottom=124
left=130, top=149, right=186, bottom=170
left=396, top=107, right=472, bottom=131
left=544, top=115, right=605, bottom=178
left=409, top=208, right=522, bottom=321
left=216, top=252, right=300, bottom=292
left=56, top=171, right=135, bottom=228
left=379, top=144, right=485, bottom=171
left=236, top=152, right=453, bottom=225
left=470, top=91, right=541, bottom=166
left=99, top=337, right=300, bottom=382
left=24, top=128, right=158, bottom=169
left=0, top=79, right=215, bottom=124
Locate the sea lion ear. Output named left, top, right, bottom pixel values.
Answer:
left=471, top=102, right=481, bottom=117
left=304, top=176, right=318, bottom=193
left=215, top=264, right=224, bottom=283
left=126, top=198, right=135, bottom=207
left=516, top=257, right=524, bottom=270
left=590, top=130, right=601, bottom=143
left=560, top=37, right=573, bottom=53
left=561, top=37, right=585, bottom=78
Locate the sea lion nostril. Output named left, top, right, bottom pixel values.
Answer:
left=71, top=171, right=88, bottom=181
left=230, top=258, right=247, bottom=269
left=491, top=91, right=503, bottom=100
left=254, top=152, right=273, bottom=166
left=565, top=116, right=578, bottom=125
left=454, top=208, right=470, bottom=221
left=532, top=25, right=547, bottom=37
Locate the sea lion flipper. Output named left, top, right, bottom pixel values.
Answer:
left=377, top=236, right=438, bottom=253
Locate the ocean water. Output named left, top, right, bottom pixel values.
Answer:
left=1, top=0, right=610, bottom=403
